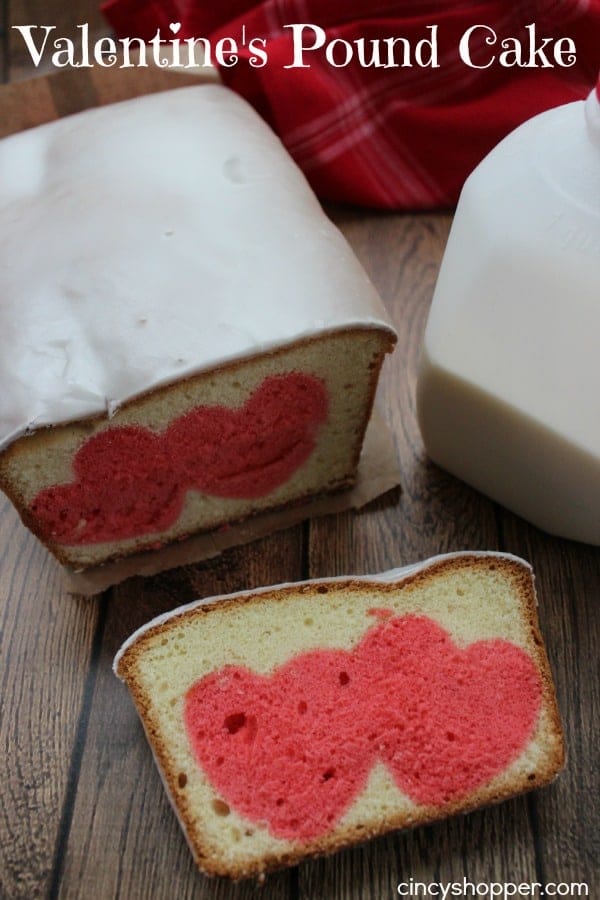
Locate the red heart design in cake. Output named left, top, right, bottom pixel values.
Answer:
left=30, top=373, right=328, bottom=544
left=169, top=374, right=328, bottom=500
left=31, top=428, right=182, bottom=544
left=184, top=615, right=541, bottom=841
left=356, top=615, right=542, bottom=807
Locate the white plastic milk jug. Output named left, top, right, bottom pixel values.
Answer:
left=417, top=77, right=600, bottom=544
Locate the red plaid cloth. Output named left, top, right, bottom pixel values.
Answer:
left=102, top=1, right=600, bottom=208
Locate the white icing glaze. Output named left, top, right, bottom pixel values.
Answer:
left=113, top=551, right=532, bottom=674
left=0, top=85, right=395, bottom=451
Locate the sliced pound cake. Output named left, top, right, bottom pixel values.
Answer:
left=114, top=552, right=564, bottom=879
left=0, top=85, right=396, bottom=568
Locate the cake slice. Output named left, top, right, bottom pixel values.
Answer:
left=114, top=552, right=564, bottom=879
left=0, top=85, right=396, bottom=568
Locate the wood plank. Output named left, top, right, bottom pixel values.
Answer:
left=1, top=5, right=107, bottom=896
left=499, top=515, right=600, bottom=891
left=8, top=0, right=108, bottom=81
left=301, top=210, right=541, bottom=898
left=55, top=533, right=304, bottom=898
left=0, top=47, right=207, bottom=141
left=301, top=805, right=541, bottom=899
left=0, top=496, right=100, bottom=899
left=310, top=210, right=500, bottom=574
left=1, top=0, right=8, bottom=83
left=0, top=9, right=95, bottom=898
left=0, top=72, right=59, bottom=136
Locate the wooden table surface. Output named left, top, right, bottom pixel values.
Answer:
left=1, top=3, right=599, bottom=899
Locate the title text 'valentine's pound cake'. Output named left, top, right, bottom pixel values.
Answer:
left=0, top=85, right=396, bottom=568
left=115, top=553, right=564, bottom=879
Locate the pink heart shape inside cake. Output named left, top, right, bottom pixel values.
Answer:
left=30, top=373, right=328, bottom=544
left=184, top=614, right=541, bottom=841
left=170, top=371, right=329, bottom=499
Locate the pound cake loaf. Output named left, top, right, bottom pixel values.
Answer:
left=114, top=552, right=564, bottom=879
left=0, top=85, right=396, bottom=568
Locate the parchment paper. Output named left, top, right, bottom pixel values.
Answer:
left=65, top=410, right=400, bottom=594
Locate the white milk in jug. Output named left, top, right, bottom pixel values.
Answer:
left=417, top=79, right=600, bottom=544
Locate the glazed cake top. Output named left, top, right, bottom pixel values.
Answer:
left=0, top=85, right=396, bottom=451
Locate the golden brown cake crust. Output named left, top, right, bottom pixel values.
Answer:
left=116, top=554, right=565, bottom=880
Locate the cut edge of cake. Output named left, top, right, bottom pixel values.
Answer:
left=114, top=552, right=565, bottom=880
left=0, top=83, right=398, bottom=570
left=0, top=325, right=395, bottom=568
